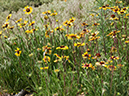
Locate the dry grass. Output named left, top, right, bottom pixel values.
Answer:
left=0, top=0, right=95, bottom=30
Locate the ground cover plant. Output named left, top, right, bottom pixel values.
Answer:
left=0, top=0, right=129, bottom=96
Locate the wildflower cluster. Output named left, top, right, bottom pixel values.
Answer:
left=0, top=1, right=128, bottom=95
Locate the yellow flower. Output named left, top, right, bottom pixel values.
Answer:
left=63, top=20, right=69, bottom=26
left=110, top=22, right=114, bottom=26
left=125, top=13, right=129, bottom=18
left=92, top=23, right=100, bottom=26
left=54, top=54, right=70, bottom=63
left=42, top=46, right=52, bottom=55
left=69, top=17, right=76, bottom=23
left=99, top=5, right=108, bottom=10
left=63, top=56, right=69, bottom=60
left=56, top=20, right=58, bottom=22
left=8, top=26, right=14, bottom=30
left=15, top=48, right=21, bottom=57
left=67, top=21, right=73, bottom=27
left=25, top=29, right=33, bottom=34
left=29, top=21, right=35, bottom=26
left=81, top=22, right=89, bottom=27
left=56, top=45, right=68, bottom=50
left=0, top=31, right=2, bottom=36
left=6, top=14, right=12, bottom=21
left=32, top=28, right=38, bottom=31
left=40, top=66, right=49, bottom=70
left=107, top=30, right=120, bottom=38
left=43, top=56, right=50, bottom=62
left=50, top=12, right=57, bottom=16
left=4, top=36, right=8, bottom=39
left=54, top=53, right=61, bottom=59
left=44, top=24, right=49, bottom=29
left=82, top=29, right=91, bottom=34
left=77, top=32, right=85, bottom=38
left=125, top=40, right=129, bottom=44
left=55, top=26, right=62, bottom=31
left=112, top=6, right=120, bottom=13
left=74, top=42, right=85, bottom=47
left=54, top=69, right=60, bottom=72
left=90, top=14, right=94, bottom=17
left=82, top=63, right=92, bottom=69
left=82, top=51, right=91, bottom=59
left=2, top=22, right=9, bottom=29
left=66, top=34, right=80, bottom=40
left=45, top=29, right=53, bottom=38
left=91, top=31, right=99, bottom=37
left=117, top=10, right=126, bottom=15
left=44, top=15, right=49, bottom=20
left=63, top=20, right=73, bottom=27
left=95, top=61, right=105, bottom=66
left=18, top=20, right=28, bottom=28
left=110, top=56, right=119, bottom=60
left=54, top=59, right=58, bottom=62
left=23, top=6, right=33, bottom=14
left=16, top=18, right=22, bottom=23
left=126, top=13, right=129, bottom=17
left=89, top=31, right=100, bottom=41
left=42, top=10, right=51, bottom=15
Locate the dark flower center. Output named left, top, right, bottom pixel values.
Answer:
left=21, top=23, right=26, bottom=26
left=109, top=65, right=115, bottom=69
left=60, top=45, right=65, bottom=48
left=114, top=9, right=118, bottom=12
left=84, top=54, right=89, bottom=57
left=70, top=35, right=76, bottom=38
left=26, top=8, right=30, bottom=12
left=83, top=29, right=86, bottom=32
left=82, top=22, right=86, bottom=25
left=120, top=11, right=124, bottom=14
left=92, top=33, right=96, bottom=36
left=5, top=24, right=8, bottom=28
left=102, top=6, right=106, bottom=8
left=7, top=16, right=10, bottom=19
left=111, top=14, right=115, bottom=18
left=100, top=61, right=105, bottom=65
left=33, top=29, right=36, bottom=31
left=106, top=4, right=109, bottom=7
left=70, top=19, right=74, bottom=22
left=123, top=8, right=126, bottom=10
left=67, top=23, right=71, bottom=26
left=96, top=53, right=101, bottom=57
left=94, top=23, right=98, bottom=26
left=84, top=64, right=90, bottom=67
left=17, top=50, right=19, bottom=54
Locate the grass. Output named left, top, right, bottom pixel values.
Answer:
left=0, top=0, right=129, bottom=96
left=0, top=0, right=53, bottom=12
left=0, top=0, right=94, bottom=29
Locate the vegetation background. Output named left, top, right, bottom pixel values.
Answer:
left=0, top=0, right=129, bottom=96
left=0, top=0, right=95, bottom=29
